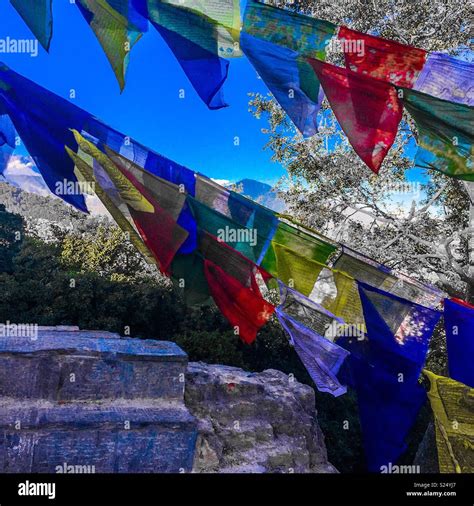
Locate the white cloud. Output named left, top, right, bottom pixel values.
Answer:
left=211, top=178, right=234, bottom=187
left=2, top=155, right=50, bottom=196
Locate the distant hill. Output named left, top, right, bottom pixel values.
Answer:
left=0, top=182, right=106, bottom=239
left=233, top=179, right=286, bottom=213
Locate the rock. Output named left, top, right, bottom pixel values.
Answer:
left=413, top=421, right=439, bottom=473
left=185, top=362, right=337, bottom=474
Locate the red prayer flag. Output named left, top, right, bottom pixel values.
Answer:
left=203, top=257, right=275, bottom=345
left=338, top=26, right=427, bottom=88
left=307, top=59, right=403, bottom=173
left=114, top=158, right=188, bottom=275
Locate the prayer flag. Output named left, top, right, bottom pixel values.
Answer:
left=308, top=59, right=403, bottom=173
left=262, top=220, right=337, bottom=280
left=400, top=87, right=474, bottom=181
left=241, top=0, right=336, bottom=137
left=444, top=298, right=474, bottom=388
left=10, top=0, right=53, bottom=51
left=187, top=195, right=272, bottom=264
left=336, top=282, right=441, bottom=471
left=357, top=281, right=441, bottom=374
left=414, top=52, right=474, bottom=106
left=195, top=174, right=278, bottom=264
left=339, top=345, right=428, bottom=472
left=277, top=282, right=349, bottom=396
left=145, top=0, right=240, bottom=109
left=338, top=26, right=427, bottom=88
left=424, top=370, right=474, bottom=473
left=77, top=0, right=146, bottom=91
left=171, top=252, right=211, bottom=306
left=333, top=247, right=397, bottom=291
left=200, top=233, right=275, bottom=344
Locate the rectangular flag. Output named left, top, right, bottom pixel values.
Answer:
left=338, top=26, right=427, bottom=88
left=444, top=298, right=474, bottom=388
left=414, top=52, right=474, bottom=106
left=424, top=370, right=474, bottom=473
left=277, top=282, right=349, bottom=397
left=400, top=87, right=474, bottom=181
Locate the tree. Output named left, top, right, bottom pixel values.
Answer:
left=0, top=203, right=24, bottom=273
left=249, top=0, right=473, bottom=302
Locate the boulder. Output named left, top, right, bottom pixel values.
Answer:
left=185, top=362, right=337, bottom=474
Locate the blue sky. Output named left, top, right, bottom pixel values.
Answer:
left=1, top=0, right=285, bottom=185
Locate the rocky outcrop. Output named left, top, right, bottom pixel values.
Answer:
left=185, top=362, right=337, bottom=474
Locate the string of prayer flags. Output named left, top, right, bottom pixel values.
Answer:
left=276, top=282, right=349, bottom=396
left=199, top=232, right=275, bottom=344
left=424, top=370, right=474, bottom=473
left=241, top=0, right=336, bottom=137
left=399, top=87, right=474, bottom=181
left=414, top=52, right=474, bottom=106
left=308, top=59, right=403, bottom=174
left=444, top=298, right=474, bottom=388
left=72, top=130, right=188, bottom=273
left=10, top=0, right=53, bottom=51
left=77, top=0, right=146, bottom=91
left=338, top=26, right=427, bottom=88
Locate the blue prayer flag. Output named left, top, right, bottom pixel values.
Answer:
left=444, top=298, right=474, bottom=388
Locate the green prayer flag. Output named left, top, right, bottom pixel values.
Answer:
left=400, top=87, right=474, bottom=181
